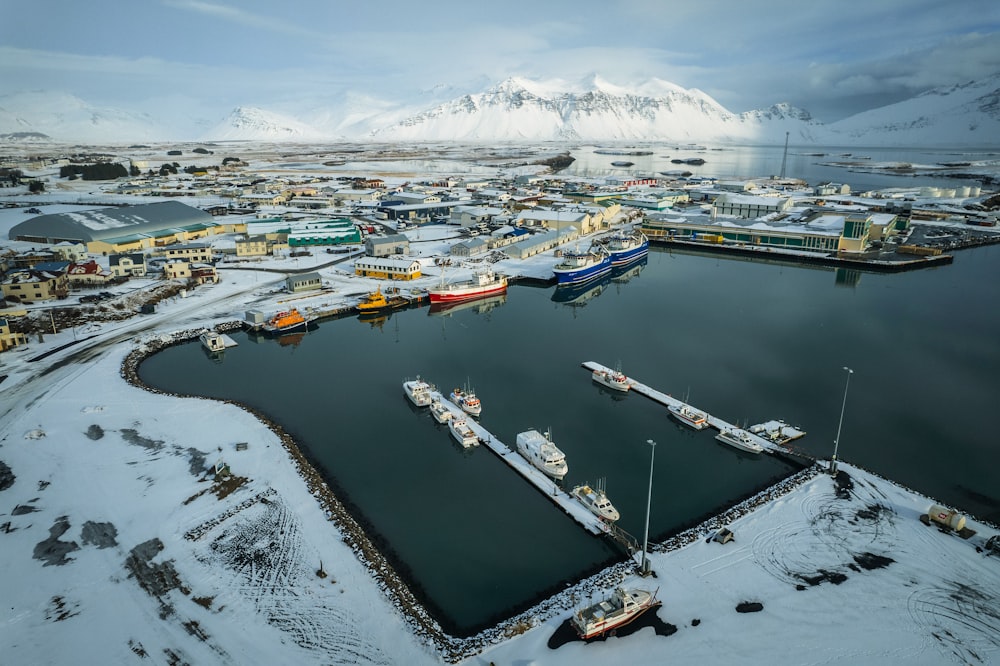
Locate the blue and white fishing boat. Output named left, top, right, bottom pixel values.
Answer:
left=604, top=229, right=649, bottom=266
left=552, top=243, right=612, bottom=285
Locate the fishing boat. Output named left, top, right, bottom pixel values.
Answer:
left=571, top=479, right=620, bottom=521
left=427, top=293, right=507, bottom=317
left=515, top=429, right=568, bottom=480
left=592, top=364, right=629, bottom=392
left=449, top=383, right=482, bottom=416
left=261, top=308, right=313, bottom=335
left=402, top=377, right=433, bottom=407
left=356, top=286, right=408, bottom=315
left=449, top=417, right=479, bottom=448
left=428, top=267, right=507, bottom=304
left=603, top=229, right=649, bottom=266
left=552, top=243, right=613, bottom=285
left=430, top=399, right=453, bottom=423
left=715, top=427, right=764, bottom=454
left=571, top=587, right=659, bottom=640
left=668, top=403, right=710, bottom=430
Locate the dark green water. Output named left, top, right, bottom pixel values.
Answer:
left=138, top=243, right=1000, bottom=634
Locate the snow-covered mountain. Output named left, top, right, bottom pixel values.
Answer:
left=828, top=73, right=1000, bottom=147
left=2, top=74, right=999, bottom=146
left=371, top=76, right=826, bottom=144
left=205, top=106, right=330, bottom=142
left=0, top=91, right=177, bottom=144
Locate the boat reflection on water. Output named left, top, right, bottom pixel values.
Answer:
left=428, top=293, right=508, bottom=317
left=552, top=256, right=647, bottom=306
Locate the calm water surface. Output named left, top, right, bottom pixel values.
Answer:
left=139, top=242, right=1000, bottom=633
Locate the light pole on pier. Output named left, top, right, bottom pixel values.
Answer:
left=640, top=439, right=656, bottom=576
left=830, top=367, right=853, bottom=476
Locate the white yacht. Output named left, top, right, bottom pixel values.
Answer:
left=715, top=427, right=764, bottom=454
left=515, top=429, right=568, bottom=480
left=430, top=399, right=453, bottom=424
left=668, top=403, right=710, bottom=430
left=403, top=377, right=433, bottom=407
left=592, top=364, right=630, bottom=392
left=200, top=330, right=227, bottom=353
left=572, top=480, right=620, bottom=521
left=449, top=417, right=479, bottom=448
left=449, top=383, right=482, bottom=416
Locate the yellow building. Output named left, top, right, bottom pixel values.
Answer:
left=354, top=257, right=422, bottom=280
left=1, top=317, right=29, bottom=352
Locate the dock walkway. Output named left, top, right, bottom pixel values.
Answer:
left=581, top=361, right=806, bottom=455
left=427, top=390, right=609, bottom=537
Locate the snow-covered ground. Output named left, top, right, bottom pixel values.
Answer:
left=3, top=174, right=1000, bottom=665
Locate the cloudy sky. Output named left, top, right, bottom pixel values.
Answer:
left=2, top=0, right=999, bottom=124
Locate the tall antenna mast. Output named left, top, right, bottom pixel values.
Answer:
left=779, top=131, right=790, bottom=180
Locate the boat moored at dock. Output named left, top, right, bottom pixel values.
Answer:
left=516, top=429, right=568, bottom=480
left=668, top=403, right=710, bottom=430
left=199, top=330, right=236, bottom=353
left=571, top=480, right=620, bottom=522
left=428, top=268, right=507, bottom=304
left=430, top=399, right=453, bottom=423
left=257, top=308, right=315, bottom=335
left=403, top=377, right=433, bottom=407
left=715, top=427, right=764, bottom=454
left=571, top=587, right=659, bottom=639
left=356, top=286, right=408, bottom=315
left=449, top=417, right=479, bottom=448
left=450, top=384, right=482, bottom=416
left=602, top=229, right=649, bottom=266
left=552, top=243, right=612, bottom=285
left=592, top=364, right=630, bottom=392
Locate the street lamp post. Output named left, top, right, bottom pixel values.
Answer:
left=640, top=439, right=656, bottom=576
left=831, top=367, right=853, bottom=476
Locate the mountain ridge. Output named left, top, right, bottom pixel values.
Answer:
left=1, top=74, right=998, bottom=146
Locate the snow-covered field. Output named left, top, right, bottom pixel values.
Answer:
left=3, top=165, right=1000, bottom=665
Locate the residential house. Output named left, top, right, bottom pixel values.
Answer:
left=109, top=253, right=148, bottom=278
left=1, top=268, right=70, bottom=303
left=0, top=317, right=28, bottom=352
left=67, top=259, right=113, bottom=286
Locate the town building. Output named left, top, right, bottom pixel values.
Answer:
left=235, top=235, right=270, bottom=257
left=365, top=234, right=409, bottom=257
left=66, top=259, right=113, bottom=286
left=0, top=317, right=28, bottom=352
left=711, top=193, right=793, bottom=219
left=1, top=268, right=70, bottom=303
left=163, top=243, right=213, bottom=264
left=354, top=257, right=422, bottom=281
left=285, top=272, right=323, bottom=293
left=109, top=253, right=148, bottom=278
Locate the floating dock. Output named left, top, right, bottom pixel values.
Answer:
left=426, top=390, right=610, bottom=537
left=581, top=361, right=806, bottom=455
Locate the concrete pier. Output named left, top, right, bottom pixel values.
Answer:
left=581, top=361, right=806, bottom=454
left=427, top=390, right=610, bottom=536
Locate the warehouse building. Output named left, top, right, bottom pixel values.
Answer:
left=7, top=201, right=238, bottom=254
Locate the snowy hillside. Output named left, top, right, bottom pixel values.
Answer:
left=828, top=73, right=1000, bottom=147
left=372, top=76, right=827, bottom=144
left=0, top=91, right=175, bottom=143
left=2, top=73, right=999, bottom=145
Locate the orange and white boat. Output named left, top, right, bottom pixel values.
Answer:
left=261, top=308, right=313, bottom=334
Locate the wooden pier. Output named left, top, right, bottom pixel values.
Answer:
left=581, top=361, right=807, bottom=455
left=427, top=390, right=611, bottom=537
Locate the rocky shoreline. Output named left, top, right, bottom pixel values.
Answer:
left=120, top=325, right=824, bottom=662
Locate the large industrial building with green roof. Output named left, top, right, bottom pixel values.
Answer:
left=7, top=201, right=246, bottom=253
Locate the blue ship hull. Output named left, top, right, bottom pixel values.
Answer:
left=553, top=255, right=613, bottom=285
left=609, top=242, right=649, bottom=266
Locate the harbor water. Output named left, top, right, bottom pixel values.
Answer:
left=139, top=240, right=1000, bottom=634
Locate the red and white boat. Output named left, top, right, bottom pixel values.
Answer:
left=428, top=268, right=507, bottom=304
left=571, top=587, right=659, bottom=639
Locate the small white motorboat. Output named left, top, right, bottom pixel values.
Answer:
left=403, top=377, right=433, bottom=407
